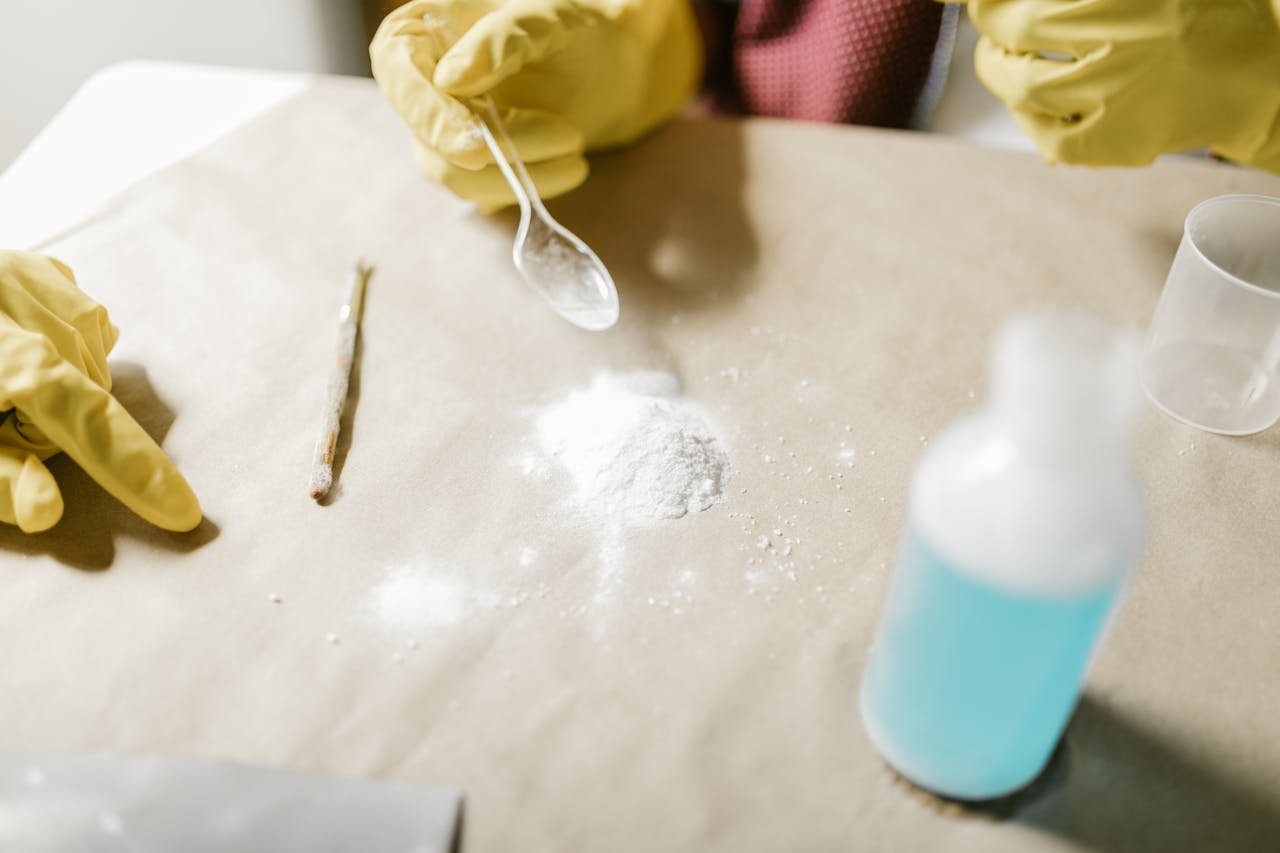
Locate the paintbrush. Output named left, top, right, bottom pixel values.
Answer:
left=309, top=259, right=372, bottom=501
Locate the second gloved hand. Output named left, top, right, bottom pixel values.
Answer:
left=370, top=0, right=702, bottom=210
left=967, top=0, right=1280, bottom=172
left=0, top=251, right=201, bottom=533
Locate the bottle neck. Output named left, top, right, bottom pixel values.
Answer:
left=988, top=402, right=1133, bottom=468
left=985, top=311, right=1142, bottom=468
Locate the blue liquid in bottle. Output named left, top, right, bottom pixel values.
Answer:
left=861, top=527, right=1122, bottom=799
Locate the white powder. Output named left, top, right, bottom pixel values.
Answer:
left=371, top=568, right=465, bottom=631
left=534, top=371, right=730, bottom=523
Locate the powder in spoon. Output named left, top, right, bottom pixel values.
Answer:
left=534, top=371, right=730, bottom=523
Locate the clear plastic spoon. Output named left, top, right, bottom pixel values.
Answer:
left=473, top=96, right=619, bottom=331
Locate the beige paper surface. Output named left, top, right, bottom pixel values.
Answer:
left=3, top=76, right=1278, bottom=851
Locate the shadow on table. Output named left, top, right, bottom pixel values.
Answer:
left=485, top=118, right=760, bottom=322
left=1014, top=694, right=1280, bottom=852
left=0, top=361, right=219, bottom=571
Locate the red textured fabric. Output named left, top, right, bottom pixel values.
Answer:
left=729, top=0, right=944, bottom=129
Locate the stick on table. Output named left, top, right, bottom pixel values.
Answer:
left=309, top=259, right=372, bottom=501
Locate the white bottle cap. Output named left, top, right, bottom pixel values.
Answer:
left=990, top=311, right=1142, bottom=459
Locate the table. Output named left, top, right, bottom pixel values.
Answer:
left=1, top=73, right=1278, bottom=852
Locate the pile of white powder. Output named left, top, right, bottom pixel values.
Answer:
left=533, top=371, right=730, bottom=523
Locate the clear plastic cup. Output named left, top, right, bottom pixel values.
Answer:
left=1142, top=194, right=1280, bottom=435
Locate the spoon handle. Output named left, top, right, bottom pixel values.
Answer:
left=474, top=96, right=546, bottom=219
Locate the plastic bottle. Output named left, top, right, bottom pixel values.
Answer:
left=860, top=311, right=1147, bottom=800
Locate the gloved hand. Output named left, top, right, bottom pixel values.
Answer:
left=0, top=251, right=201, bottom=533
left=966, top=0, right=1280, bottom=172
left=370, top=0, right=702, bottom=209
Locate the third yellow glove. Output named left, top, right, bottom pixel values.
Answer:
left=0, top=251, right=201, bottom=533
left=968, top=0, right=1280, bottom=172
left=370, top=0, right=702, bottom=210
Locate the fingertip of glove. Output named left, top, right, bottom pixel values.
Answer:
left=414, top=136, right=488, bottom=175
left=167, top=507, right=204, bottom=534
left=153, top=479, right=203, bottom=533
left=15, top=457, right=62, bottom=533
left=433, top=54, right=488, bottom=98
left=17, top=506, right=61, bottom=534
left=433, top=54, right=465, bottom=88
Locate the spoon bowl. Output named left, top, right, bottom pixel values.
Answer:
left=475, top=97, right=619, bottom=331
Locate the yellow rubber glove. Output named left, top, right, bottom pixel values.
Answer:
left=967, top=0, right=1280, bottom=172
left=0, top=252, right=201, bottom=533
left=370, top=0, right=702, bottom=209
